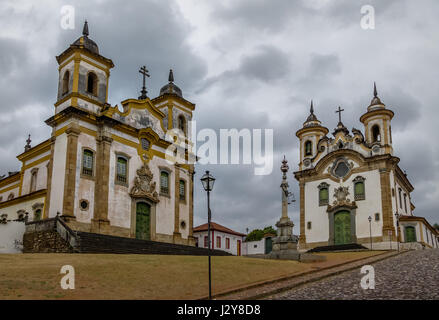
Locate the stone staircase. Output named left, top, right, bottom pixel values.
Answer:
left=24, top=216, right=230, bottom=256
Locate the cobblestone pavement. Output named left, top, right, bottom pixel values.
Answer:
left=268, top=249, right=439, bottom=300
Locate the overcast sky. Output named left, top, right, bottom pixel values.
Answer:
left=0, top=0, right=438, bottom=233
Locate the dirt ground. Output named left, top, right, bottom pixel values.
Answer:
left=0, top=251, right=383, bottom=299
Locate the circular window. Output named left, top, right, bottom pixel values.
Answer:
left=80, top=200, right=89, bottom=210
left=334, top=161, right=349, bottom=178
left=180, top=220, right=186, bottom=229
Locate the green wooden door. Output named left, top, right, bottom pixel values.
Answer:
left=334, top=210, right=351, bottom=245
left=265, top=237, right=273, bottom=254
left=405, top=226, right=416, bottom=242
left=136, top=202, right=151, bottom=240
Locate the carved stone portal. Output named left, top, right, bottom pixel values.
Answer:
left=130, top=162, right=159, bottom=203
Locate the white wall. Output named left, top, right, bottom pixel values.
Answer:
left=243, top=238, right=265, bottom=255
left=0, top=221, right=25, bottom=253
left=194, top=230, right=244, bottom=255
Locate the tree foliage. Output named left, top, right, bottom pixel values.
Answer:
left=245, top=226, right=276, bottom=242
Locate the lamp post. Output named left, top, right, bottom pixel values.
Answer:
left=395, top=213, right=400, bottom=252
left=201, top=170, right=215, bottom=300
left=368, top=216, right=372, bottom=250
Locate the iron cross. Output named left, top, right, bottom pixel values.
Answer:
left=138, top=66, right=150, bottom=99
left=335, top=106, right=345, bottom=123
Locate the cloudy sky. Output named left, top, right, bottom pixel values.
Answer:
left=0, top=0, right=438, bottom=233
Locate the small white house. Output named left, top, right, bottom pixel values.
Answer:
left=193, top=222, right=246, bottom=256
left=243, top=234, right=275, bottom=256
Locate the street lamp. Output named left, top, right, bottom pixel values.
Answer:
left=395, top=213, right=400, bottom=252
left=200, top=170, right=215, bottom=300
left=368, top=216, right=372, bottom=250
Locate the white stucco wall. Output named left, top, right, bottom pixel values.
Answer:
left=0, top=222, right=25, bottom=253
left=194, top=230, right=244, bottom=255
left=49, top=133, right=67, bottom=217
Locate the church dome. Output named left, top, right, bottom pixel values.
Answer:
left=303, top=100, right=321, bottom=127
left=160, top=69, right=183, bottom=97
left=71, top=21, right=99, bottom=55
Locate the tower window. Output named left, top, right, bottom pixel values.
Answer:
left=82, top=149, right=94, bottom=176
left=87, top=72, right=98, bottom=96
left=375, top=213, right=380, bottom=221
left=304, top=141, right=312, bottom=156
left=62, top=70, right=70, bottom=95
left=318, top=182, right=329, bottom=206
left=179, top=179, right=186, bottom=201
left=30, top=169, right=38, bottom=193
left=160, top=171, right=170, bottom=195
left=140, top=138, right=150, bottom=151
left=116, top=156, right=128, bottom=184
left=372, top=125, right=381, bottom=143
left=178, top=115, right=186, bottom=135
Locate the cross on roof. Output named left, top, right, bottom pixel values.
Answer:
left=335, top=106, right=345, bottom=124
left=138, top=65, right=150, bottom=99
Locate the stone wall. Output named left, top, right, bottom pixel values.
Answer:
left=23, top=230, right=73, bottom=253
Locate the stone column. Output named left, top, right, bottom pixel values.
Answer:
left=379, top=167, right=395, bottom=240
left=43, top=135, right=56, bottom=219
left=91, top=129, right=112, bottom=234
left=173, top=165, right=182, bottom=242
left=299, top=181, right=306, bottom=247
left=62, top=123, right=80, bottom=219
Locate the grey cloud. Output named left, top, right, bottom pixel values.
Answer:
left=308, top=53, right=341, bottom=78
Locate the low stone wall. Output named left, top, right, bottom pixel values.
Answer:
left=23, top=230, right=74, bottom=253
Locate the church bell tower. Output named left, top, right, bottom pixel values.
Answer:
left=54, top=21, right=114, bottom=115
left=360, top=83, right=394, bottom=155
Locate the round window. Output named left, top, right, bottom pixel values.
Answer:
left=180, top=220, right=186, bottom=229
left=334, top=161, right=349, bottom=178
left=80, top=200, right=89, bottom=210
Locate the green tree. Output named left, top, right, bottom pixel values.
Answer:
left=245, top=226, right=276, bottom=242
left=434, top=223, right=439, bottom=231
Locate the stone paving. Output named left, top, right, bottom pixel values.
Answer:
left=268, top=249, right=439, bottom=300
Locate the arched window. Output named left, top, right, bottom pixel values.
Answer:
left=160, top=171, right=169, bottom=195
left=7, top=193, right=14, bottom=201
left=82, top=149, right=94, bottom=176
left=318, top=182, right=329, bottom=206
left=353, top=176, right=366, bottom=200
left=179, top=179, right=186, bottom=201
left=30, top=169, right=38, bottom=193
left=87, top=72, right=98, bottom=95
left=34, top=209, right=42, bottom=221
left=116, top=156, right=128, bottom=184
left=304, top=140, right=312, bottom=156
left=372, top=125, right=381, bottom=142
left=178, top=115, right=186, bottom=135
left=62, top=70, right=70, bottom=95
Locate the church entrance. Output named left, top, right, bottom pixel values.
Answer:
left=135, top=202, right=151, bottom=240
left=334, top=210, right=351, bottom=245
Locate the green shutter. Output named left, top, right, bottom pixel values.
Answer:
left=355, top=182, right=364, bottom=195
left=320, top=188, right=328, bottom=201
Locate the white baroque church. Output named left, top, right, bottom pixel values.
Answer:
left=0, top=22, right=195, bottom=245
left=294, top=85, right=439, bottom=250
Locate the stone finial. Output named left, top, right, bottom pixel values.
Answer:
left=24, top=134, right=31, bottom=152
left=310, top=100, right=314, bottom=114
left=168, top=69, right=174, bottom=83
left=281, top=155, right=289, bottom=174
left=83, top=20, right=89, bottom=37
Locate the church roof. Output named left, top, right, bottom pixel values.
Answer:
left=369, top=82, right=385, bottom=107
left=71, top=21, right=99, bottom=55
left=193, top=222, right=246, bottom=237
left=159, top=69, right=183, bottom=97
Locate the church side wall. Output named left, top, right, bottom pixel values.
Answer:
left=21, top=156, right=49, bottom=196
left=48, top=133, right=67, bottom=217
left=0, top=184, right=20, bottom=202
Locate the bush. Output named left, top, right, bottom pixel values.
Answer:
left=245, top=226, right=276, bottom=242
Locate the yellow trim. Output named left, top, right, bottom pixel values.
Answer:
left=0, top=189, right=46, bottom=209
left=111, top=134, right=139, bottom=149
left=0, top=183, right=20, bottom=194
left=22, top=155, right=51, bottom=171
left=168, top=105, right=173, bottom=130
left=0, top=174, right=20, bottom=189
left=19, top=170, right=24, bottom=196
left=79, top=126, right=97, bottom=137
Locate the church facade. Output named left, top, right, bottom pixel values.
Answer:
left=0, top=22, right=195, bottom=245
left=294, top=86, right=439, bottom=250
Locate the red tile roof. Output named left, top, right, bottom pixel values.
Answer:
left=193, top=222, right=246, bottom=237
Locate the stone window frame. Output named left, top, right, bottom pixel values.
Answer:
left=179, top=178, right=187, bottom=203
left=115, top=152, right=131, bottom=187
left=353, top=176, right=366, bottom=201
left=318, top=182, right=330, bottom=206
left=86, top=71, right=99, bottom=96
left=32, top=202, right=44, bottom=221
left=158, top=166, right=172, bottom=198
left=329, top=157, right=352, bottom=179
left=30, top=167, right=39, bottom=193
left=81, top=147, right=96, bottom=180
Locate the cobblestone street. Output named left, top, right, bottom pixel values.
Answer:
left=269, top=249, right=439, bottom=300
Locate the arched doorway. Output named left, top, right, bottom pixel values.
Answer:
left=135, top=202, right=151, bottom=240
left=334, top=210, right=351, bottom=245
